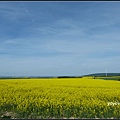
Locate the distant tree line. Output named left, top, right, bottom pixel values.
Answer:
left=57, top=76, right=82, bottom=78
left=0, top=76, right=83, bottom=79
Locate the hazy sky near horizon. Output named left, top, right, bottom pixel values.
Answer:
left=0, top=1, right=120, bottom=76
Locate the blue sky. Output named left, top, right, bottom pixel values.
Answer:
left=0, top=1, right=120, bottom=76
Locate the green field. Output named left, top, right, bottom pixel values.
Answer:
left=0, top=77, right=120, bottom=119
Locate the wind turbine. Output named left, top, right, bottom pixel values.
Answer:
left=106, top=68, right=107, bottom=77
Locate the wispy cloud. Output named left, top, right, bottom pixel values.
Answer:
left=20, top=2, right=36, bottom=24
left=0, top=5, right=25, bottom=22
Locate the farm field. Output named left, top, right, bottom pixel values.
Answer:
left=0, top=77, right=120, bottom=119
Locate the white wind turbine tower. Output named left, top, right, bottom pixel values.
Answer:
left=106, top=68, right=107, bottom=77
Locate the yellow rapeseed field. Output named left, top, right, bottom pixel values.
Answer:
left=0, top=77, right=120, bottom=118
